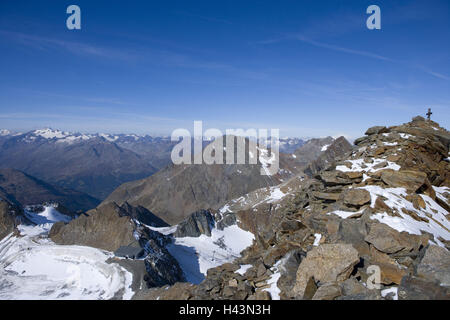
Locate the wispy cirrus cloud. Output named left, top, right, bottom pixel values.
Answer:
left=0, top=30, right=139, bottom=61
left=0, top=29, right=269, bottom=81
left=255, top=33, right=449, bottom=81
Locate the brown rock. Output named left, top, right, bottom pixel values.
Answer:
left=381, top=170, right=427, bottom=193
left=365, top=126, right=388, bottom=135
left=319, top=171, right=353, bottom=186
left=312, top=191, right=340, bottom=202
left=292, top=244, right=360, bottom=297
left=248, top=290, right=271, bottom=300
left=49, top=202, right=136, bottom=252
left=364, top=223, right=424, bottom=255
left=228, top=278, right=238, bottom=287
left=312, top=283, right=342, bottom=300
left=369, top=246, right=407, bottom=285
left=343, top=189, right=371, bottom=207
left=345, top=171, right=364, bottom=180
left=302, top=277, right=318, bottom=300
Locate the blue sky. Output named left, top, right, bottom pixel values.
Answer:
left=0, top=0, right=449, bottom=139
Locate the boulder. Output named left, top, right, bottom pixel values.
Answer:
left=343, top=189, right=371, bottom=207
left=364, top=223, right=424, bottom=256
left=312, top=283, right=342, bottom=300
left=335, top=219, right=370, bottom=256
left=416, top=245, right=450, bottom=287
left=369, top=246, right=407, bottom=285
left=380, top=170, right=427, bottom=193
left=277, top=250, right=305, bottom=298
left=398, top=276, right=450, bottom=300
left=312, top=191, right=341, bottom=202
left=292, top=244, right=360, bottom=297
left=174, top=209, right=215, bottom=238
left=319, top=171, right=353, bottom=186
left=365, top=126, right=388, bottom=136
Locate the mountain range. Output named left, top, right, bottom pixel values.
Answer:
left=0, top=117, right=449, bottom=300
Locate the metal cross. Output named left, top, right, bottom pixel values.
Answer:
left=426, top=108, right=432, bottom=120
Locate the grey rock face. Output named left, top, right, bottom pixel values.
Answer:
left=174, top=210, right=215, bottom=238
left=0, top=200, right=21, bottom=240
left=416, top=245, right=450, bottom=287
left=121, top=202, right=169, bottom=227
left=216, top=213, right=237, bottom=230
left=304, top=136, right=353, bottom=176
left=398, top=276, right=450, bottom=300
left=365, top=126, right=388, bottom=135
left=114, top=245, right=145, bottom=259
left=144, top=239, right=186, bottom=287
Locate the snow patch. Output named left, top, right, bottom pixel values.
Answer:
left=381, top=287, right=398, bottom=300
left=263, top=261, right=281, bottom=300
left=336, top=158, right=400, bottom=173
left=321, top=144, right=330, bottom=152
left=235, top=264, right=252, bottom=276
left=167, top=224, right=254, bottom=284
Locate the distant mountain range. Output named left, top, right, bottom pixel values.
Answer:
left=0, top=129, right=177, bottom=200
left=0, top=168, right=99, bottom=213
left=0, top=128, right=307, bottom=201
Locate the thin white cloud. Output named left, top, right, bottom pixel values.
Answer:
left=256, top=33, right=448, bottom=81
left=293, top=35, right=393, bottom=62
left=0, top=30, right=138, bottom=61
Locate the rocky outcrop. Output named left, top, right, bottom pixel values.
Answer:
left=120, top=202, right=169, bottom=227
left=0, top=200, right=21, bottom=240
left=143, top=238, right=185, bottom=287
left=49, top=202, right=137, bottom=252
left=174, top=210, right=215, bottom=237
left=304, top=136, right=353, bottom=176
left=153, top=117, right=449, bottom=300
left=50, top=201, right=186, bottom=289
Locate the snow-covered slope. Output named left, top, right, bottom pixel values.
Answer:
left=0, top=206, right=134, bottom=300
left=149, top=221, right=254, bottom=284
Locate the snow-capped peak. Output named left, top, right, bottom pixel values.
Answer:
left=99, top=133, right=119, bottom=142
left=0, top=129, right=11, bottom=136
left=33, top=128, right=68, bottom=139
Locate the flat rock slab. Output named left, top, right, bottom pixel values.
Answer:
left=417, top=245, right=450, bottom=287
left=381, top=170, right=427, bottom=193
left=292, top=243, right=359, bottom=298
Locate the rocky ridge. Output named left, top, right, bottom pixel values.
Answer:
left=140, top=117, right=450, bottom=300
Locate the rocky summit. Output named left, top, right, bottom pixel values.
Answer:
left=0, top=116, right=448, bottom=301
left=138, top=117, right=449, bottom=300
